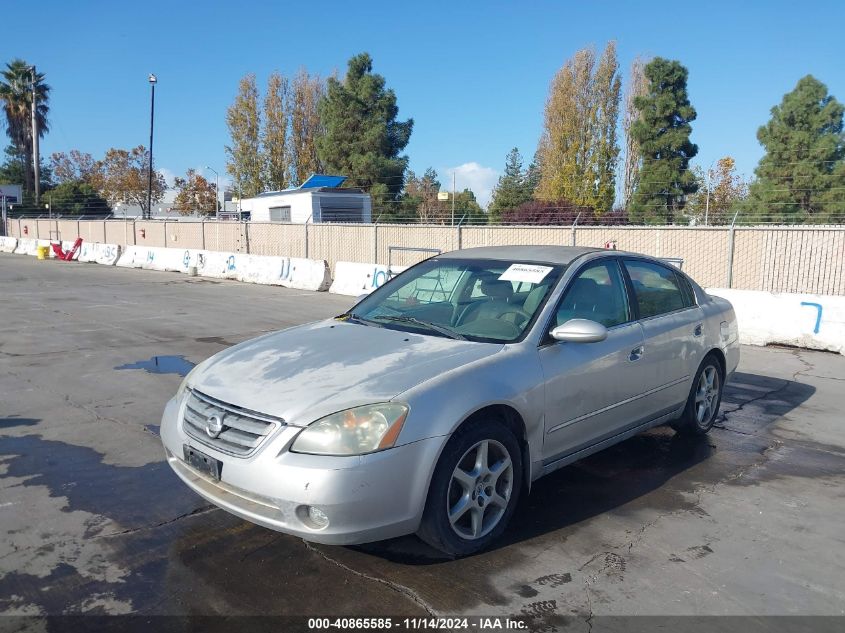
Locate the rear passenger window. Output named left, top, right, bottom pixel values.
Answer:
left=555, top=261, right=629, bottom=328
left=624, top=260, right=688, bottom=318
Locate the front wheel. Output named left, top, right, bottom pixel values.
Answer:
left=417, top=420, right=522, bottom=557
left=673, top=354, right=724, bottom=436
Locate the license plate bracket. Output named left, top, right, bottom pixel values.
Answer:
left=183, top=444, right=222, bottom=481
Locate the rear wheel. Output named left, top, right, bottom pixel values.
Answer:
left=673, top=354, right=724, bottom=436
left=418, top=419, right=522, bottom=557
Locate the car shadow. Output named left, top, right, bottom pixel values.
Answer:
left=350, top=370, right=816, bottom=563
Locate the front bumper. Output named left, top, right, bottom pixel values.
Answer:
left=160, top=396, right=444, bottom=545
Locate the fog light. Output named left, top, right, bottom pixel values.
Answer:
left=297, top=505, right=330, bottom=530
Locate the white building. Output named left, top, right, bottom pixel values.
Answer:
left=240, top=175, right=372, bottom=223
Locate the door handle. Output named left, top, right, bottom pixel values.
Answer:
left=694, top=324, right=703, bottom=337
left=629, top=345, right=644, bottom=362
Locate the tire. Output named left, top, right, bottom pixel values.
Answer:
left=673, top=353, right=724, bottom=436
left=417, top=419, right=522, bottom=557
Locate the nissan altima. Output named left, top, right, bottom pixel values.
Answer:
left=161, top=245, right=739, bottom=556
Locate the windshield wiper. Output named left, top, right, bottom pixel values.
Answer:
left=372, top=315, right=466, bottom=340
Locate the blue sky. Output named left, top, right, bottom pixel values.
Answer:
left=4, top=0, right=844, bottom=207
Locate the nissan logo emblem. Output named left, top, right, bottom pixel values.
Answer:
left=205, top=414, right=224, bottom=439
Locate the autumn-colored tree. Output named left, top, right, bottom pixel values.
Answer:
left=226, top=74, right=263, bottom=198
left=50, top=150, right=97, bottom=184
left=89, top=146, right=166, bottom=214
left=263, top=72, right=290, bottom=190
left=403, top=168, right=443, bottom=223
left=621, top=57, right=648, bottom=210
left=535, top=42, right=621, bottom=213
left=172, top=169, right=218, bottom=215
left=289, top=68, right=324, bottom=185
left=686, top=157, right=748, bottom=223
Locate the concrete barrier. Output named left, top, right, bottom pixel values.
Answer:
left=78, top=242, right=121, bottom=266
left=13, top=238, right=38, bottom=256
left=329, top=262, right=409, bottom=296
left=707, top=288, right=845, bottom=356
left=0, top=236, right=18, bottom=253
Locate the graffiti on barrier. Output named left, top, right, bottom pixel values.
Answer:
left=800, top=301, right=823, bottom=334
left=227, top=255, right=236, bottom=271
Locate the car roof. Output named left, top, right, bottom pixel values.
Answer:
left=437, top=245, right=603, bottom=265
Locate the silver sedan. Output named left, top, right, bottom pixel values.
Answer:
left=160, top=246, right=739, bottom=556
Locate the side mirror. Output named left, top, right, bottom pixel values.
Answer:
left=550, top=318, right=608, bottom=343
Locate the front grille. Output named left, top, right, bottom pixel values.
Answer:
left=182, top=389, right=284, bottom=457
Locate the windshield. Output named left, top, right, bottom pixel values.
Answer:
left=348, top=258, right=564, bottom=343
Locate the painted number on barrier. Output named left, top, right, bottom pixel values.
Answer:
left=800, top=301, right=823, bottom=334
left=227, top=255, right=236, bottom=271
left=183, top=250, right=190, bottom=268
left=146, top=251, right=155, bottom=263
left=370, top=267, right=397, bottom=289
left=279, top=259, right=291, bottom=281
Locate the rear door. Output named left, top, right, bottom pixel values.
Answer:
left=622, top=259, right=706, bottom=416
left=539, top=258, right=648, bottom=460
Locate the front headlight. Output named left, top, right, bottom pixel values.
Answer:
left=291, top=403, right=409, bottom=456
left=176, top=364, right=200, bottom=400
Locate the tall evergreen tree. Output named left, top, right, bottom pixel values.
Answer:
left=748, top=75, right=845, bottom=223
left=317, top=53, right=413, bottom=213
left=488, top=148, right=533, bottom=222
left=225, top=74, right=263, bottom=198
left=629, top=58, right=699, bottom=223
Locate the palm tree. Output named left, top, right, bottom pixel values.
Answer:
left=0, top=59, right=50, bottom=194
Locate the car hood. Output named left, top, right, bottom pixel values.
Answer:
left=188, top=320, right=504, bottom=425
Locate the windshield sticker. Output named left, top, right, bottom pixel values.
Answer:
left=499, top=264, right=553, bottom=284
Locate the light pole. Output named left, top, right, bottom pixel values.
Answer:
left=205, top=166, right=219, bottom=218
left=147, top=74, right=157, bottom=219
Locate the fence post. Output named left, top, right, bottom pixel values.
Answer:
left=373, top=224, right=378, bottom=263
left=35, top=220, right=40, bottom=239
left=201, top=219, right=206, bottom=250
left=726, top=226, right=736, bottom=288
left=244, top=221, right=250, bottom=254
left=132, top=221, right=137, bottom=245
left=457, top=224, right=463, bottom=250
left=163, top=220, right=168, bottom=248
left=304, top=222, right=309, bottom=259
left=103, top=219, right=107, bottom=243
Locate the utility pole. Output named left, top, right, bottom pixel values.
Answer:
left=30, top=66, right=40, bottom=205
left=451, top=172, right=456, bottom=226
left=147, top=74, right=157, bottom=219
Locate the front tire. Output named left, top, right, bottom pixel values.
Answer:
left=673, top=354, right=724, bottom=436
left=417, top=419, right=522, bottom=557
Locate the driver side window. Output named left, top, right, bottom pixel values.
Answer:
left=555, top=260, right=630, bottom=328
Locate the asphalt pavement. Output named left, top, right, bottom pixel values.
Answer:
left=1, top=255, right=844, bottom=631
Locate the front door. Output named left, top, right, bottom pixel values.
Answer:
left=539, top=259, right=648, bottom=461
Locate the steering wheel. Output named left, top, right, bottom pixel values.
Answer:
left=498, top=308, right=532, bottom=327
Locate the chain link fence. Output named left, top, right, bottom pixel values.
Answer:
left=5, top=218, right=845, bottom=295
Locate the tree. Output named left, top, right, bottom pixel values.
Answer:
left=90, top=146, right=166, bottom=214
left=629, top=58, right=699, bottom=223
left=621, top=57, right=648, bottom=210
left=50, top=150, right=97, bottom=184
left=747, top=75, right=845, bottom=223
left=48, top=180, right=110, bottom=215
left=502, top=199, right=627, bottom=225
left=263, top=72, right=290, bottom=190
left=686, top=157, right=748, bottom=223
left=172, top=169, right=218, bottom=215
left=317, top=52, right=413, bottom=214
left=488, top=148, right=534, bottom=223
left=226, top=74, right=263, bottom=198
left=535, top=42, right=621, bottom=213
left=289, top=68, right=325, bottom=186
left=453, top=189, right=488, bottom=225
left=0, top=59, right=49, bottom=196
left=403, top=167, right=442, bottom=222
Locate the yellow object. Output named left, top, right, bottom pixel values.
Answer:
left=36, top=245, right=50, bottom=260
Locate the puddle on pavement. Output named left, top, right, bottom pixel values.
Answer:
left=114, top=356, right=195, bottom=377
